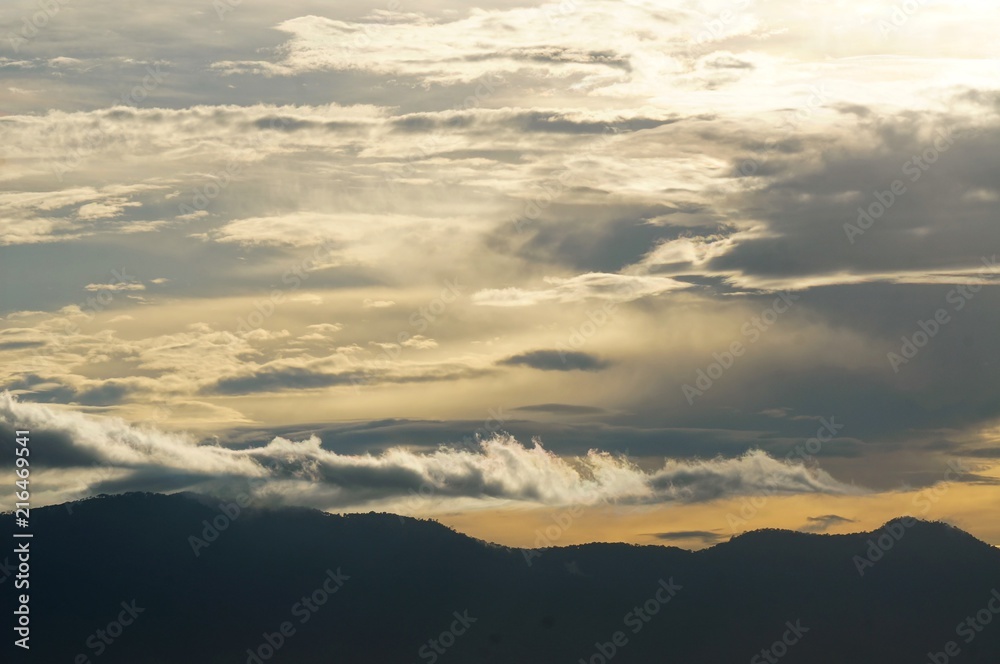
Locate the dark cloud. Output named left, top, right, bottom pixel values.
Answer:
left=703, top=55, right=754, bottom=70
left=0, top=340, right=45, bottom=350
left=75, top=382, right=132, bottom=406
left=0, top=422, right=102, bottom=468
left=208, top=366, right=493, bottom=395
left=481, top=47, right=631, bottom=71
left=221, top=418, right=525, bottom=455
left=211, top=368, right=364, bottom=395
left=2, top=374, right=133, bottom=406
left=802, top=514, right=857, bottom=532
left=491, top=203, right=721, bottom=272
left=964, top=447, right=1000, bottom=458
left=248, top=116, right=365, bottom=133
left=649, top=530, right=725, bottom=545
left=1, top=374, right=80, bottom=404
left=220, top=416, right=867, bottom=464
left=513, top=403, right=606, bottom=414
left=391, top=110, right=678, bottom=135
left=710, top=116, right=999, bottom=279
left=499, top=350, right=610, bottom=372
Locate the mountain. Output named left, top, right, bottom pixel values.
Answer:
left=3, top=492, right=1000, bottom=663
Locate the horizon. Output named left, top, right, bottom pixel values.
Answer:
left=21, top=488, right=1000, bottom=553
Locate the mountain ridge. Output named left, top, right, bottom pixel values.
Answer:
left=4, top=491, right=1000, bottom=663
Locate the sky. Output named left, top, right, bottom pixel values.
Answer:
left=1, top=0, right=999, bottom=549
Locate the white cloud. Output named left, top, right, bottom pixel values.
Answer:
left=473, top=273, right=690, bottom=306
left=84, top=282, right=145, bottom=292
left=0, top=392, right=860, bottom=511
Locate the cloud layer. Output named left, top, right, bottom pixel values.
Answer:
left=0, top=392, right=858, bottom=512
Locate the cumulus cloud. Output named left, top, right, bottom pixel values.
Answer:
left=0, top=392, right=260, bottom=477
left=0, top=393, right=860, bottom=511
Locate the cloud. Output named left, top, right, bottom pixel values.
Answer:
left=209, top=6, right=658, bottom=88
left=513, top=404, right=606, bottom=415
left=305, top=323, right=343, bottom=334
left=473, top=272, right=689, bottom=306
left=0, top=393, right=860, bottom=511
left=401, top=335, right=437, bottom=350
left=76, top=198, right=141, bottom=221
left=0, top=373, right=156, bottom=407
left=0, top=340, right=45, bottom=351
left=500, top=350, right=610, bottom=372
left=211, top=367, right=364, bottom=394
left=649, top=530, right=725, bottom=545
left=206, top=357, right=491, bottom=395
left=83, top=282, right=145, bottom=292
left=802, top=514, right=857, bottom=532
left=0, top=184, right=167, bottom=245
left=0, top=392, right=261, bottom=477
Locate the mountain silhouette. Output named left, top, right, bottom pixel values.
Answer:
left=3, top=492, right=999, bottom=663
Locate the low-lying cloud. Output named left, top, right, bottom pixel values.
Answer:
left=1, top=392, right=860, bottom=512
